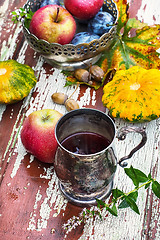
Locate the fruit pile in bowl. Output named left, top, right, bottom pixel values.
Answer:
left=23, top=0, right=118, bottom=70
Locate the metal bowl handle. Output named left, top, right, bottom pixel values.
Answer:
left=116, top=126, right=147, bottom=167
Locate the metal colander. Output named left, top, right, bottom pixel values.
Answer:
left=23, top=0, right=118, bottom=70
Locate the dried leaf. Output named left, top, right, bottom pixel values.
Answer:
left=100, top=2, right=160, bottom=73
left=63, top=70, right=106, bottom=90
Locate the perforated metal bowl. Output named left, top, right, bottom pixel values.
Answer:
left=23, top=0, right=118, bottom=70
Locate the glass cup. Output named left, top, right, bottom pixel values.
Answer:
left=54, top=108, right=147, bottom=206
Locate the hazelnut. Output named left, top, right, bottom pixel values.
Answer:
left=90, top=65, right=104, bottom=82
left=51, top=92, right=68, bottom=105
left=74, top=69, right=89, bottom=83
left=65, top=99, right=79, bottom=111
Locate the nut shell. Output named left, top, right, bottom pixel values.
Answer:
left=51, top=92, right=68, bottom=105
left=90, top=65, right=104, bottom=82
left=74, top=69, right=89, bottom=83
left=65, top=99, right=79, bottom=111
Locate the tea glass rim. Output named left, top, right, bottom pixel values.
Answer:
left=55, top=108, right=116, bottom=157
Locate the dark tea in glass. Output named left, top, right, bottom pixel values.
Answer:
left=61, top=131, right=111, bottom=155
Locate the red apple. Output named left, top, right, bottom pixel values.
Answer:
left=64, top=0, right=104, bottom=20
left=21, top=109, right=63, bottom=163
left=29, top=5, right=76, bottom=44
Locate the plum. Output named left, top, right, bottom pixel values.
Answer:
left=71, top=32, right=100, bottom=45
left=40, top=0, right=61, bottom=8
left=88, top=11, right=115, bottom=36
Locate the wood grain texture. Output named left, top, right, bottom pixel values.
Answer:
left=0, top=0, right=160, bottom=239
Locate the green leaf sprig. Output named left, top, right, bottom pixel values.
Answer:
left=11, top=8, right=34, bottom=29
left=63, top=166, right=160, bottom=238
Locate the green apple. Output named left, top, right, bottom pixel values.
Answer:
left=21, top=109, right=63, bottom=163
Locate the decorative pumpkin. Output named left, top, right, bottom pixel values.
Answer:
left=0, top=60, right=37, bottom=104
left=102, top=66, right=160, bottom=122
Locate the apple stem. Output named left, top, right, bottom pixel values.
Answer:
left=55, top=7, right=60, bottom=23
left=42, top=115, right=50, bottom=122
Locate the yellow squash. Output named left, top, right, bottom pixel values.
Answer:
left=102, top=66, right=160, bottom=122
left=0, top=60, right=37, bottom=104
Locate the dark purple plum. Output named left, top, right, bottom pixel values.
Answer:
left=40, top=0, right=61, bottom=8
left=71, top=32, right=100, bottom=45
left=88, top=11, right=115, bottom=36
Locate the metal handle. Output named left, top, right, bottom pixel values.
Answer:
left=116, top=126, right=147, bottom=167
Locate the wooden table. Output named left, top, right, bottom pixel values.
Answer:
left=0, top=0, right=160, bottom=239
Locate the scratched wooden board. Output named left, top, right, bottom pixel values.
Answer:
left=0, top=0, right=160, bottom=240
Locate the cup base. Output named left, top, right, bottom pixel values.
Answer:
left=44, top=54, right=102, bottom=71
left=59, top=180, right=113, bottom=207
